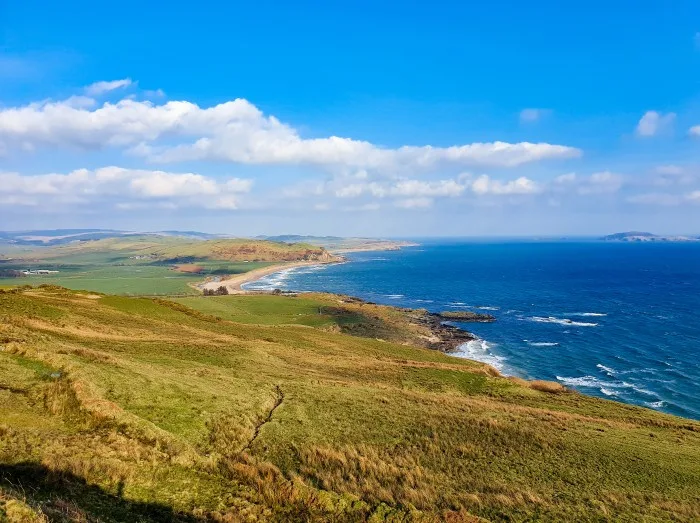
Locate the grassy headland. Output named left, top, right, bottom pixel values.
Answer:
left=0, top=236, right=340, bottom=296
left=1, top=286, right=698, bottom=521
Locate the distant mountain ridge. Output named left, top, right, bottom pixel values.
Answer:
left=602, top=231, right=700, bottom=242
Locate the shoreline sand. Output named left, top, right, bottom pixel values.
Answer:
left=200, top=260, right=336, bottom=294
left=199, top=241, right=417, bottom=294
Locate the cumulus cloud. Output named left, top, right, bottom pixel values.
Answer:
left=519, top=108, right=550, bottom=123
left=0, top=167, right=252, bottom=210
left=554, top=171, right=623, bottom=195
left=0, top=93, right=581, bottom=172
left=636, top=111, right=675, bottom=137
left=85, top=78, right=134, bottom=96
left=469, top=175, right=541, bottom=195
left=332, top=178, right=465, bottom=201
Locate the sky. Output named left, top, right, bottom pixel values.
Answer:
left=2, top=1, right=700, bottom=237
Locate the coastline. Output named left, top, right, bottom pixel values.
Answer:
left=200, top=260, right=336, bottom=294
left=329, top=240, right=419, bottom=254
left=201, top=240, right=418, bottom=294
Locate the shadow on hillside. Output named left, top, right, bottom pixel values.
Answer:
left=0, top=462, right=203, bottom=522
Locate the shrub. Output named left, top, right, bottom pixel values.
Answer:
left=529, top=380, right=567, bottom=394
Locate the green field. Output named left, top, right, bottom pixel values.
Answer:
left=172, top=294, right=353, bottom=326
left=0, top=258, right=272, bottom=296
left=1, top=286, right=698, bottom=522
left=0, top=238, right=295, bottom=296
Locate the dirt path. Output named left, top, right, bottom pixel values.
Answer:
left=241, top=385, right=284, bottom=453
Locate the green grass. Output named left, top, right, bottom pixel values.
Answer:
left=0, top=286, right=698, bottom=522
left=0, top=252, right=272, bottom=296
left=0, top=234, right=334, bottom=297
left=172, top=294, right=351, bottom=326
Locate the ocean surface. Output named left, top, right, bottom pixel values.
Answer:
left=243, top=240, right=700, bottom=420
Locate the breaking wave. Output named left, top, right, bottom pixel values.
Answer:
left=526, top=316, right=598, bottom=327
left=524, top=340, right=559, bottom=347
left=453, top=339, right=507, bottom=373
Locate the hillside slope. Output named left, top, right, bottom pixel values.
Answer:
left=1, top=286, right=699, bottom=522
left=9, top=236, right=336, bottom=263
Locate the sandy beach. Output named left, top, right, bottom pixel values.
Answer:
left=200, top=260, right=333, bottom=294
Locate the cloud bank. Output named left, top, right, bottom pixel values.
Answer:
left=0, top=95, right=581, bottom=173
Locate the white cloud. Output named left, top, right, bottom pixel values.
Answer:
left=0, top=92, right=582, bottom=172
left=395, top=197, right=433, bottom=209
left=391, top=179, right=465, bottom=197
left=85, top=78, right=134, bottom=96
left=576, top=171, right=623, bottom=195
left=519, top=108, right=550, bottom=123
left=0, top=167, right=252, bottom=210
left=470, top=175, right=541, bottom=195
left=554, top=172, right=577, bottom=184
left=333, top=179, right=464, bottom=200
left=689, top=125, right=700, bottom=137
left=687, top=190, right=700, bottom=202
left=635, top=111, right=675, bottom=137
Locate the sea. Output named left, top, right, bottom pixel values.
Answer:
left=243, top=240, right=700, bottom=420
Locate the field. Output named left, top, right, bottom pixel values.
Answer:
left=0, top=235, right=335, bottom=296
left=1, top=286, right=699, bottom=522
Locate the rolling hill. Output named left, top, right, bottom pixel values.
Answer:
left=1, top=286, right=698, bottom=521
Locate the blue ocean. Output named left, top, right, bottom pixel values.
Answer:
left=244, top=240, right=700, bottom=420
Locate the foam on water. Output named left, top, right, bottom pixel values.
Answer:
left=242, top=264, right=327, bottom=291
left=557, top=375, right=661, bottom=400
left=453, top=339, right=507, bottom=373
left=526, top=316, right=598, bottom=327
left=524, top=340, right=559, bottom=347
left=569, top=312, right=608, bottom=317
left=596, top=364, right=616, bottom=376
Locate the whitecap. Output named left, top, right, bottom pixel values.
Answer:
left=596, top=364, right=616, bottom=376
left=569, top=312, right=608, bottom=317
left=557, top=375, right=632, bottom=391
left=476, top=306, right=500, bottom=311
left=524, top=340, right=559, bottom=347
left=526, top=316, right=598, bottom=327
left=600, top=388, right=618, bottom=397
left=645, top=400, right=665, bottom=409
left=385, top=294, right=404, bottom=299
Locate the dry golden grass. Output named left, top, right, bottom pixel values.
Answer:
left=529, top=380, right=567, bottom=393
left=0, top=286, right=698, bottom=522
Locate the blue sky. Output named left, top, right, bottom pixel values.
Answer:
left=2, top=1, right=700, bottom=236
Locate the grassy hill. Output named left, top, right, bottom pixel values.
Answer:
left=1, top=286, right=699, bottom=522
left=0, top=237, right=337, bottom=296
left=7, top=236, right=333, bottom=263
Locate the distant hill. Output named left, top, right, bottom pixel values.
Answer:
left=259, top=235, right=418, bottom=251
left=9, top=235, right=338, bottom=263
left=602, top=231, right=699, bottom=242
